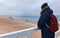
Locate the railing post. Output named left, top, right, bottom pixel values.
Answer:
left=58, top=36, right=60, bottom=38
left=55, top=33, right=57, bottom=38
left=55, top=30, right=60, bottom=38
left=26, top=33, right=31, bottom=38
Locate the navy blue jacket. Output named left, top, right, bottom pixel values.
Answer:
left=38, top=8, right=55, bottom=38
left=38, top=8, right=53, bottom=29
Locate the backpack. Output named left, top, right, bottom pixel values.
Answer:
left=49, top=13, right=58, bottom=32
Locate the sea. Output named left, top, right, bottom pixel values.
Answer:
left=10, top=15, right=60, bottom=22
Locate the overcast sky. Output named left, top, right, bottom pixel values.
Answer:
left=0, top=0, right=60, bottom=16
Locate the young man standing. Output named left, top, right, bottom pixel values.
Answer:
left=38, top=3, right=55, bottom=38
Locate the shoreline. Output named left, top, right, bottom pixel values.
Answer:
left=0, top=16, right=37, bottom=34
left=0, top=16, right=60, bottom=38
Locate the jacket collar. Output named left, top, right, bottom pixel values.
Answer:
left=41, top=6, right=49, bottom=14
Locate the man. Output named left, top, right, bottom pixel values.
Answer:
left=38, top=3, right=55, bottom=38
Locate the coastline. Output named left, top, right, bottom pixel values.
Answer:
left=0, top=16, right=36, bottom=34
left=0, top=16, right=60, bottom=38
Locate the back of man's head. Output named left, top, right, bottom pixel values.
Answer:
left=41, top=3, right=48, bottom=9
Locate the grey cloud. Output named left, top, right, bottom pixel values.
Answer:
left=0, top=0, right=60, bottom=16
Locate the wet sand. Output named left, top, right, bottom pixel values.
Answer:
left=0, top=16, right=60, bottom=38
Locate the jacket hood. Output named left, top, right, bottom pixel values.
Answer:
left=48, top=8, right=53, bottom=14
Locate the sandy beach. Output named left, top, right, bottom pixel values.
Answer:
left=0, top=16, right=60, bottom=38
left=0, top=16, right=36, bottom=34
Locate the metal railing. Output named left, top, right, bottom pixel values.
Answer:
left=0, top=22, right=60, bottom=38
left=0, top=27, right=39, bottom=38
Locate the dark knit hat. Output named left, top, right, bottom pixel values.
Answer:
left=41, top=3, right=48, bottom=9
